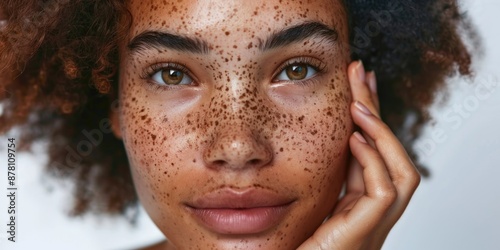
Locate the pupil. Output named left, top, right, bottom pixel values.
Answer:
left=286, top=64, right=307, bottom=80
left=162, top=69, right=184, bottom=85
left=169, top=70, right=182, bottom=80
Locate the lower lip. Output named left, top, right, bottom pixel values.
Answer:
left=188, top=205, right=291, bottom=235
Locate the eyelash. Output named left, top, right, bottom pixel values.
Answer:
left=272, top=57, right=327, bottom=86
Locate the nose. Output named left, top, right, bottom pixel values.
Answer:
left=203, top=125, right=273, bottom=170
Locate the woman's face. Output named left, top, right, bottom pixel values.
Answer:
left=116, top=0, right=352, bottom=248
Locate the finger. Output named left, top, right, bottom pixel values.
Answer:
left=351, top=101, right=421, bottom=198
left=298, top=132, right=396, bottom=250
left=348, top=61, right=380, bottom=118
left=346, top=157, right=364, bottom=194
left=333, top=157, right=364, bottom=213
left=352, top=100, right=421, bottom=234
left=349, top=132, right=395, bottom=206
left=366, top=71, right=380, bottom=112
left=342, top=132, right=396, bottom=234
left=348, top=61, right=379, bottom=149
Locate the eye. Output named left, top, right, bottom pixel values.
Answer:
left=274, top=63, right=318, bottom=82
left=151, top=67, right=193, bottom=86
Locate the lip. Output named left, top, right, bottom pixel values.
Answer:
left=185, top=188, right=295, bottom=235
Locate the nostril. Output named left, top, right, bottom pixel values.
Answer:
left=213, top=160, right=226, bottom=166
left=248, top=159, right=262, bottom=165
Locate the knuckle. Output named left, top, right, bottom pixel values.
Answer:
left=375, top=185, right=397, bottom=204
left=401, top=166, right=421, bottom=189
left=371, top=120, right=391, bottom=139
left=410, top=170, right=421, bottom=187
left=309, top=230, right=339, bottom=250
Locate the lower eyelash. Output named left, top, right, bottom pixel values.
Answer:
left=141, top=79, right=171, bottom=94
left=293, top=77, right=322, bottom=87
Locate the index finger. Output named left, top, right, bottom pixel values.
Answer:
left=348, top=61, right=380, bottom=118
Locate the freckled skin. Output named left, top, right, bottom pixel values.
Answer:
left=115, top=0, right=352, bottom=249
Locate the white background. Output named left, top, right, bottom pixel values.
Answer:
left=1, top=0, right=499, bottom=249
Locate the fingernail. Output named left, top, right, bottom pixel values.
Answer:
left=356, top=60, right=366, bottom=83
left=354, top=101, right=372, bottom=116
left=353, top=132, right=367, bottom=144
left=368, top=71, right=377, bottom=94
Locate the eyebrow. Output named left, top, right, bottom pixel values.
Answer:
left=127, top=21, right=338, bottom=55
left=260, top=22, right=339, bottom=51
left=128, top=31, right=210, bottom=54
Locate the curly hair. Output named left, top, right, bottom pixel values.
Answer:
left=0, top=0, right=476, bottom=216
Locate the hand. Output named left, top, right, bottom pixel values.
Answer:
left=298, top=61, right=421, bottom=250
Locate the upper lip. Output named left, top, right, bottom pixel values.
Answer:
left=186, top=188, right=295, bottom=209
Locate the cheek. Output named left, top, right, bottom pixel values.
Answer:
left=303, top=97, right=351, bottom=200
left=118, top=81, right=203, bottom=237
left=118, top=65, right=197, bottom=171
left=264, top=74, right=352, bottom=240
left=273, top=67, right=352, bottom=162
left=309, top=74, right=352, bottom=179
left=269, top=68, right=352, bottom=179
left=117, top=74, right=183, bottom=199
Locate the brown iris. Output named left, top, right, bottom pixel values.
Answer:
left=161, top=69, right=184, bottom=85
left=285, top=63, right=308, bottom=80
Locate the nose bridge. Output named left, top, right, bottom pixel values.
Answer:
left=227, top=66, right=261, bottom=117
left=202, top=70, right=273, bottom=170
left=208, top=65, right=265, bottom=128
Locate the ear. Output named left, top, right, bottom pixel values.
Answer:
left=109, top=99, right=122, bottom=139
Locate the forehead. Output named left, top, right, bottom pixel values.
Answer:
left=126, top=0, right=347, bottom=41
